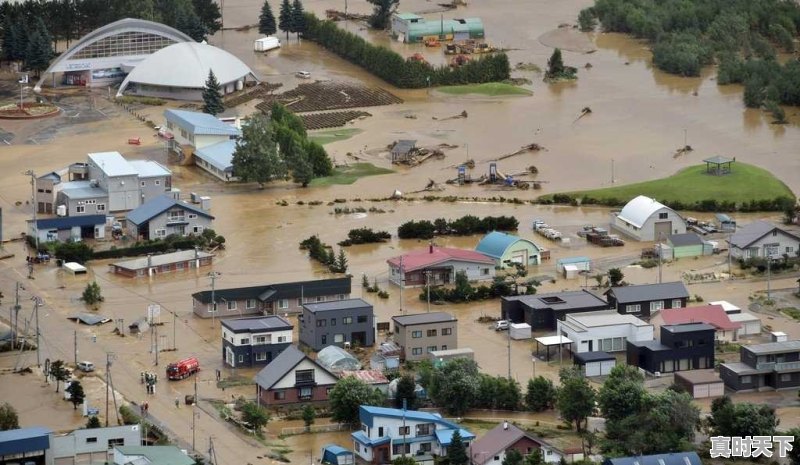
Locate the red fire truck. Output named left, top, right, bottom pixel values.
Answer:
left=166, top=357, right=200, bottom=380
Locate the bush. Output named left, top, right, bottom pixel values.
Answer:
left=398, top=215, right=518, bottom=239
left=54, top=241, right=93, bottom=264
left=338, top=228, right=391, bottom=246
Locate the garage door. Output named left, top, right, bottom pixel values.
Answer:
left=510, top=251, right=527, bottom=266
left=654, top=221, right=672, bottom=239
left=708, top=382, right=725, bottom=397
left=693, top=384, right=710, bottom=398
left=454, top=32, right=469, bottom=41
left=584, top=362, right=601, bottom=377
left=744, top=321, right=761, bottom=335
left=600, top=360, right=616, bottom=376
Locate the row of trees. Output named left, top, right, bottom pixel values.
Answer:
left=231, top=103, right=333, bottom=187
left=303, top=12, right=510, bottom=88
left=547, top=193, right=797, bottom=213
left=258, top=0, right=306, bottom=39
left=397, top=215, right=518, bottom=239
left=338, top=227, right=391, bottom=246
left=1, top=16, right=53, bottom=75
left=422, top=272, right=537, bottom=303
left=299, top=235, right=349, bottom=273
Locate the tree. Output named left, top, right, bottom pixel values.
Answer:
left=54, top=241, right=93, bottom=264
left=329, top=376, right=384, bottom=426
left=202, top=70, right=225, bottom=116
left=66, top=380, right=85, bottom=409
left=394, top=374, right=417, bottom=410
left=306, top=141, right=333, bottom=177
left=502, top=449, right=523, bottom=465
left=393, top=457, right=417, bottom=465
left=577, top=8, right=597, bottom=32
left=258, top=0, right=277, bottom=35
left=615, top=390, right=699, bottom=455
left=546, top=48, right=564, bottom=76
left=241, top=401, right=270, bottom=431
left=291, top=0, right=305, bottom=37
left=597, top=365, right=646, bottom=425
left=231, top=114, right=286, bottom=187
left=278, top=0, right=292, bottom=39
left=25, top=29, right=53, bottom=76
left=556, top=367, right=595, bottom=433
left=607, top=268, right=624, bottom=287
left=0, top=402, right=19, bottom=431
left=523, top=449, right=545, bottom=465
left=287, top=141, right=313, bottom=186
left=50, top=360, right=69, bottom=393
left=366, top=0, right=398, bottom=29
left=192, top=0, right=222, bottom=35
left=301, top=404, right=315, bottom=431
left=447, top=430, right=469, bottom=465
left=429, top=358, right=479, bottom=416
left=706, top=396, right=778, bottom=438
left=786, top=428, right=800, bottom=465
left=85, top=415, right=102, bottom=429
left=525, top=376, right=556, bottom=412
left=82, top=281, right=104, bottom=308
left=176, top=9, right=208, bottom=41
left=332, top=248, right=348, bottom=273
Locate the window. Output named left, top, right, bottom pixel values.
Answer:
left=274, top=391, right=285, bottom=400
left=86, top=437, right=98, bottom=444
left=659, top=212, right=668, bottom=219
left=254, top=335, right=268, bottom=345
left=661, top=360, right=674, bottom=373
left=334, top=334, right=344, bottom=343
left=780, top=373, right=792, bottom=382
left=625, top=304, right=641, bottom=314
left=650, top=301, right=664, bottom=312
left=227, top=301, right=237, bottom=310
left=239, top=337, right=249, bottom=345
left=238, top=354, right=244, bottom=363
left=140, top=181, right=146, bottom=187
left=416, top=424, right=431, bottom=435
left=155, top=229, right=166, bottom=238
left=175, top=262, right=184, bottom=271
left=420, top=443, right=432, bottom=452
left=108, top=438, right=124, bottom=448
left=209, top=302, right=217, bottom=313
left=441, top=345, right=447, bottom=350
left=599, top=337, right=624, bottom=352
left=296, top=369, right=315, bottom=383
left=299, top=387, right=312, bottom=400
left=255, top=352, right=266, bottom=361
left=338, top=294, right=346, bottom=300
left=343, top=317, right=353, bottom=325
left=357, top=315, right=367, bottom=323
left=672, top=299, right=682, bottom=308
left=316, top=296, right=324, bottom=302
left=188, top=213, right=197, bottom=219
left=398, top=426, right=410, bottom=435
left=321, top=335, right=327, bottom=344
left=277, top=336, right=286, bottom=343
left=331, top=318, right=336, bottom=326
left=427, top=329, right=437, bottom=337
left=246, top=299, right=256, bottom=309
left=427, top=346, right=437, bottom=353
left=316, top=319, right=327, bottom=327
left=412, top=331, right=422, bottom=338
left=442, top=328, right=452, bottom=336
left=76, top=205, right=85, bottom=213
left=193, top=226, right=203, bottom=234
left=97, top=204, right=106, bottom=212
left=412, top=347, right=423, bottom=355
left=482, top=268, right=490, bottom=275
left=278, top=299, right=289, bottom=309
left=392, top=444, right=411, bottom=455
left=741, top=375, right=752, bottom=384
left=787, top=246, right=794, bottom=254
left=155, top=180, right=161, bottom=186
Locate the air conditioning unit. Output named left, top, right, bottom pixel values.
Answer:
left=56, top=205, right=67, bottom=217
left=89, top=179, right=99, bottom=187
left=654, top=371, right=662, bottom=378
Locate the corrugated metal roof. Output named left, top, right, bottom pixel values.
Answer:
left=388, top=247, right=493, bottom=272
left=745, top=340, right=800, bottom=355
left=304, top=298, right=371, bottom=313
left=340, top=370, right=389, bottom=384
left=617, top=195, right=674, bottom=229
left=392, top=312, right=456, bottom=326
left=35, top=214, right=106, bottom=230
left=253, top=345, right=340, bottom=389
left=703, top=155, right=733, bottom=164
left=164, top=109, right=241, bottom=137
left=126, top=195, right=213, bottom=225
left=195, top=139, right=237, bottom=172
left=657, top=305, right=740, bottom=331
left=607, top=281, right=689, bottom=303
left=475, top=231, right=539, bottom=259
left=395, top=13, right=422, bottom=20
left=191, top=277, right=352, bottom=304
left=470, top=422, right=548, bottom=464
left=60, top=181, right=108, bottom=200
left=0, top=427, right=52, bottom=456
left=115, top=446, right=195, bottom=465
left=729, top=221, right=800, bottom=249
left=111, top=250, right=213, bottom=271
left=662, top=323, right=715, bottom=333
left=221, top=315, right=292, bottom=332
left=406, top=17, right=484, bottom=37
left=605, top=452, right=701, bottom=465
left=668, top=233, right=703, bottom=247
left=88, top=151, right=138, bottom=177
left=128, top=160, right=171, bottom=178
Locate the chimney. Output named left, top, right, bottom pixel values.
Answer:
left=429, top=241, right=434, bottom=254
left=503, top=420, right=508, bottom=430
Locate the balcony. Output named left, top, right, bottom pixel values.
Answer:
left=166, top=215, right=187, bottom=225
left=755, top=361, right=800, bottom=371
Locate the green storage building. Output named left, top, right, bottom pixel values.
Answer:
left=666, top=233, right=712, bottom=259
left=391, top=13, right=484, bottom=43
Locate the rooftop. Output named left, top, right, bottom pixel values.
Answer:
left=358, top=406, right=473, bottom=441
left=0, top=427, right=52, bottom=456
left=662, top=323, right=716, bottom=333
left=387, top=246, right=493, bottom=272
left=392, top=312, right=456, bottom=326
left=709, top=300, right=741, bottom=313
left=564, top=310, right=649, bottom=329
left=674, top=369, right=722, bottom=384
left=605, top=451, right=701, bottom=465
left=34, top=214, right=107, bottom=230
left=88, top=151, right=138, bottom=177
left=504, top=289, right=608, bottom=310
left=111, top=250, right=213, bottom=271
left=340, top=370, right=389, bottom=384
left=164, top=109, right=242, bottom=137
left=475, top=231, right=539, bottom=259
left=703, top=155, right=734, bottom=164
left=128, top=159, right=171, bottom=178
left=115, top=446, right=195, bottom=465
left=60, top=181, right=108, bottom=200
left=126, top=194, right=213, bottom=225
left=192, top=277, right=352, bottom=304
left=617, top=195, right=674, bottom=229
left=303, top=298, right=371, bottom=313
left=607, top=281, right=689, bottom=303
left=745, top=340, right=800, bottom=355
left=668, top=233, right=704, bottom=247
left=221, top=315, right=293, bottom=332
left=195, top=139, right=237, bottom=172
left=656, top=305, right=740, bottom=331
left=628, top=340, right=670, bottom=351
left=719, top=361, right=771, bottom=375
left=728, top=312, right=761, bottom=323
left=729, top=220, right=800, bottom=250
left=574, top=351, right=615, bottom=363
left=254, top=346, right=321, bottom=389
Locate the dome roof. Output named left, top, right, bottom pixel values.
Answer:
left=119, top=42, right=254, bottom=90
left=617, top=195, right=671, bottom=228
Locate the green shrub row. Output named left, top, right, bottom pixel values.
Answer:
left=398, top=215, right=519, bottom=239
left=542, top=194, right=795, bottom=213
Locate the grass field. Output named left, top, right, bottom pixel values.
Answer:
left=542, top=163, right=794, bottom=205
left=437, top=82, right=532, bottom=96
left=308, top=128, right=362, bottom=145
left=310, top=162, right=394, bottom=186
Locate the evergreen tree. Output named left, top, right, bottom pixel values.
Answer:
left=502, top=449, right=523, bottom=465
left=333, top=248, right=348, bottom=273
left=202, top=70, right=225, bottom=116
left=81, top=281, right=104, bottom=309
left=24, top=19, right=53, bottom=75
left=305, top=141, right=333, bottom=176
left=329, top=376, right=384, bottom=426
left=85, top=416, right=102, bottom=429
left=291, top=0, right=305, bottom=37
left=556, top=367, right=596, bottom=433
left=0, top=403, right=19, bottom=431
left=447, top=430, right=469, bottom=465
left=301, top=404, right=315, bottom=430
left=278, top=0, right=292, bottom=39
left=366, top=0, right=398, bottom=30
left=192, top=0, right=223, bottom=34
left=525, top=376, right=556, bottom=412
left=258, top=0, right=277, bottom=36
left=176, top=10, right=208, bottom=42
left=66, top=380, right=86, bottom=409
left=50, top=360, right=69, bottom=393
left=394, top=375, right=417, bottom=410
left=231, top=114, right=286, bottom=187
left=1, top=16, right=15, bottom=63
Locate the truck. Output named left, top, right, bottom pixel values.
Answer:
left=166, top=357, right=199, bottom=380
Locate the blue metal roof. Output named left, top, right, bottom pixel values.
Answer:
left=604, top=452, right=701, bottom=465
left=322, top=444, right=351, bottom=456
left=556, top=256, right=591, bottom=265
left=351, top=430, right=391, bottom=447
left=475, top=231, right=537, bottom=259
left=195, top=139, right=237, bottom=172
left=165, top=109, right=241, bottom=136
left=35, top=215, right=106, bottom=230
left=0, top=427, right=51, bottom=455
left=359, top=406, right=469, bottom=434
left=435, top=428, right=475, bottom=445
left=126, top=195, right=214, bottom=225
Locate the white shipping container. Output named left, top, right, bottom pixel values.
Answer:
left=254, top=36, right=281, bottom=51
left=509, top=323, right=532, bottom=340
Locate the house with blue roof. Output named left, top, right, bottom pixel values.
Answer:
left=475, top=231, right=542, bottom=269
left=28, top=214, right=107, bottom=243
left=164, top=109, right=241, bottom=182
left=126, top=194, right=214, bottom=240
left=352, top=405, right=474, bottom=464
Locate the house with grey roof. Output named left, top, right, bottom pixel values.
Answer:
left=164, top=109, right=241, bottom=182
left=605, top=281, right=689, bottom=318
left=719, top=339, right=800, bottom=391
left=392, top=312, right=458, bottom=361
left=221, top=316, right=293, bottom=368
left=57, top=181, right=110, bottom=217
left=254, top=345, right=339, bottom=406
left=728, top=220, right=800, bottom=260
left=113, top=446, right=194, bottom=465
left=109, top=249, right=213, bottom=278
left=603, top=452, right=701, bottom=465
left=299, top=298, right=375, bottom=351
left=557, top=310, right=653, bottom=353
left=126, top=194, right=214, bottom=240
left=501, top=290, right=609, bottom=330
left=469, top=422, right=564, bottom=465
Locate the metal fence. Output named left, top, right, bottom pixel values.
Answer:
left=280, top=423, right=351, bottom=435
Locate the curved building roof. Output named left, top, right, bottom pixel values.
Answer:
left=117, top=42, right=256, bottom=95
left=617, top=195, right=672, bottom=229
left=475, top=231, right=539, bottom=259
left=36, top=18, right=193, bottom=91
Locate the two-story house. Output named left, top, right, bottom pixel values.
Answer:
left=164, top=109, right=241, bottom=182
left=352, top=406, right=475, bottom=464
left=626, top=323, right=715, bottom=374
left=501, top=290, right=609, bottom=330
left=605, top=282, right=689, bottom=318
left=650, top=305, right=741, bottom=343
left=299, top=299, right=375, bottom=351
left=221, top=316, right=293, bottom=368
left=557, top=310, right=653, bottom=353
left=191, top=277, right=352, bottom=319
left=87, top=151, right=147, bottom=212
left=254, top=345, right=338, bottom=406
left=470, top=422, right=565, bottom=465
left=126, top=195, right=214, bottom=240
left=392, top=312, right=458, bottom=361
left=728, top=221, right=800, bottom=259
left=720, top=340, right=800, bottom=391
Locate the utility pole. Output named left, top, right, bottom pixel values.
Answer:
left=399, top=256, right=404, bottom=315
left=610, top=159, right=615, bottom=184
left=507, top=316, right=511, bottom=379
left=154, top=322, right=159, bottom=366
left=23, top=170, right=38, bottom=253
left=208, top=272, right=221, bottom=328
left=105, top=353, right=111, bottom=426
left=401, top=398, right=407, bottom=458
left=192, top=375, right=198, bottom=451
left=657, top=233, right=664, bottom=284
left=173, top=310, right=177, bottom=351
left=727, top=232, right=732, bottom=277
left=767, top=255, right=772, bottom=300
left=425, top=271, right=431, bottom=313
left=74, top=330, right=78, bottom=366
left=32, top=296, right=42, bottom=367
left=12, top=282, right=22, bottom=347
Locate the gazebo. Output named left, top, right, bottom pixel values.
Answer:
left=533, top=335, right=573, bottom=362
left=703, top=156, right=734, bottom=175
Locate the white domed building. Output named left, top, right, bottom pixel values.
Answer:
left=116, top=42, right=258, bottom=100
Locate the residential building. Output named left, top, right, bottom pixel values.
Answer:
left=556, top=310, right=653, bottom=353
left=58, top=180, right=109, bottom=217
left=605, top=281, right=689, bottom=318
left=673, top=370, right=724, bottom=398
left=221, top=316, right=293, bottom=368
left=126, top=194, right=214, bottom=240
left=501, top=290, right=609, bottom=330
left=113, top=446, right=194, bottom=465
left=108, top=249, right=213, bottom=277
left=610, top=195, right=687, bottom=241
left=392, top=312, right=458, bottom=361
left=650, top=305, right=741, bottom=342
left=254, top=345, right=339, bottom=406
left=51, top=425, right=141, bottom=465
left=475, top=231, right=543, bottom=268
left=387, top=245, right=495, bottom=287
left=35, top=171, right=64, bottom=214
left=469, top=422, right=564, bottom=465
left=164, top=109, right=241, bottom=181
left=87, top=152, right=171, bottom=212
left=573, top=351, right=616, bottom=377
left=352, top=405, right=475, bottom=464
left=28, top=215, right=107, bottom=243
left=191, top=277, right=352, bottom=318
left=728, top=220, right=800, bottom=259
left=391, top=13, right=484, bottom=43
left=604, top=452, right=701, bottom=465
left=719, top=340, right=800, bottom=391
left=627, top=323, right=716, bottom=374
left=300, top=298, right=375, bottom=351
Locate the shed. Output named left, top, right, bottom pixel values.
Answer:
left=509, top=323, right=532, bottom=340
left=611, top=195, right=687, bottom=241
left=666, top=233, right=707, bottom=258
left=317, top=345, right=361, bottom=373
left=709, top=300, right=741, bottom=314
left=390, top=139, right=417, bottom=162
left=0, top=427, right=51, bottom=459
left=573, top=351, right=616, bottom=377
left=674, top=370, right=724, bottom=398
left=430, top=348, right=474, bottom=366
left=703, top=155, right=734, bottom=176
left=556, top=256, right=591, bottom=273
left=322, top=444, right=355, bottom=465
left=728, top=312, right=762, bottom=336
left=475, top=231, right=542, bottom=268
left=715, top=213, right=736, bottom=232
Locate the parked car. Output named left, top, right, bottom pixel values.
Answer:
left=296, top=71, right=311, bottom=79
left=494, top=320, right=509, bottom=331
left=77, top=361, right=95, bottom=372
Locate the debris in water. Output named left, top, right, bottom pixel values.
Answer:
left=673, top=145, right=694, bottom=158
left=572, top=107, right=592, bottom=124
left=433, top=110, right=468, bottom=121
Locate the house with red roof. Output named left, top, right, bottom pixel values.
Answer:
left=650, top=305, right=742, bottom=342
left=387, top=245, right=495, bottom=288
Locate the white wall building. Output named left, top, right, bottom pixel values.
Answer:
left=557, top=310, right=653, bottom=353
left=728, top=221, right=800, bottom=259
left=611, top=195, right=687, bottom=241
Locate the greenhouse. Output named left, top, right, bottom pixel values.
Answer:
left=317, top=345, right=361, bottom=373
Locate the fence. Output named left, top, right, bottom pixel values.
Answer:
left=280, top=423, right=351, bottom=435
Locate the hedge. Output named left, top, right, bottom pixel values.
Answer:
left=541, top=194, right=796, bottom=213
left=303, top=13, right=510, bottom=88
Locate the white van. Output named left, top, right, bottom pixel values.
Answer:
left=296, top=71, right=311, bottom=79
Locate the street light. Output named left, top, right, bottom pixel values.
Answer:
left=23, top=170, right=38, bottom=253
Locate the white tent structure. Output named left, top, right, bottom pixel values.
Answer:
left=317, top=345, right=361, bottom=373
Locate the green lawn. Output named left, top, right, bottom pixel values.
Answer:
left=308, top=128, right=362, bottom=145
left=542, top=163, right=794, bottom=206
left=310, top=162, right=394, bottom=186
left=437, top=82, right=532, bottom=96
